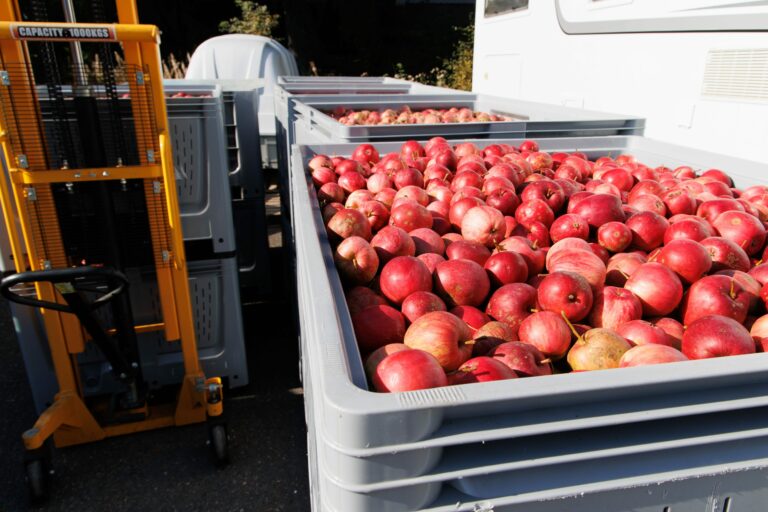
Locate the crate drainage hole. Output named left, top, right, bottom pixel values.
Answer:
left=663, top=507, right=671, bottom=512
left=722, top=497, right=732, bottom=512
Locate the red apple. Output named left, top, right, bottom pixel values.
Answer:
left=518, top=310, right=572, bottom=359
left=364, top=343, right=410, bottom=380
left=345, top=189, right=375, bottom=209
left=484, top=251, right=529, bottom=286
left=681, top=275, right=749, bottom=325
left=491, top=341, right=553, bottom=377
left=663, top=218, right=713, bottom=244
left=334, top=236, right=379, bottom=285
left=352, top=143, right=380, bottom=165
left=346, top=286, right=387, bottom=316
left=516, top=199, right=555, bottom=229
left=619, top=345, right=688, bottom=367
left=327, top=208, right=372, bottom=241
left=681, top=315, right=755, bottom=359
left=370, top=226, right=415, bottom=264
left=569, top=193, right=625, bottom=229
left=549, top=214, right=589, bottom=243
left=449, top=197, right=485, bottom=230
left=409, top=228, right=445, bottom=256
left=712, top=210, right=766, bottom=256
left=395, top=185, right=429, bottom=206
left=462, top=206, right=506, bottom=247
left=352, top=305, right=407, bottom=353
left=338, top=170, right=367, bottom=194
left=486, top=283, right=538, bottom=334
left=401, top=291, right=447, bottom=324
left=616, top=319, right=678, bottom=348
left=485, top=188, right=520, bottom=216
left=449, top=305, right=491, bottom=336
left=605, top=252, right=647, bottom=287
left=379, top=256, right=433, bottom=305
left=389, top=201, right=433, bottom=231
left=696, top=198, right=743, bottom=224
left=417, top=253, right=445, bottom=274
left=445, top=240, right=491, bottom=266
left=434, top=259, right=491, bottom=307
left=373, top=349, right=447, bottom=392
left=473, top=321, right=517, bottom=356
left=403, top=311, right=473, bottom=371
left=701, top=237, right=751, bottom=272
left=359, top=200, right=390, bottom=232
left=657, top=239, right=712, bottom=284
left=589, top=286, right=643, bottom=331
left=546, top=249, right=606, bottom=292
left=597, top=221, right=632, bottom=252
left=496, top=236, right=546, bottom=276
left=448, top=356, right=517, bottom=385
left=537, top=271, right=594, bottom=322
left=520, top=179, right=565, bottom=212
left=626, top=211, right=669, bottom=251
left=624, top=262, right=683, bottom=316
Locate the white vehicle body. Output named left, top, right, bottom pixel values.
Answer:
left=472, top=0, right=768, bottom=163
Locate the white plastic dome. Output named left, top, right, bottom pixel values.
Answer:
left=186, top=34, right=299, bottom=135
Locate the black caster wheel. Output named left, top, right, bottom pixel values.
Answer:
left=208, top=423, right=229, bottom=466
left=25, top=457, right=51, bottom=503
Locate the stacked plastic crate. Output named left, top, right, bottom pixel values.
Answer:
left=282, top=78, right=768, bottom=511
left=11, top=82, right=248, bottom=414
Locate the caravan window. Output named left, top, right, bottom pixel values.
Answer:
left=485, top=0, right=528, bottom=17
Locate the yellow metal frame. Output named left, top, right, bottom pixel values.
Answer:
left=0, top=0, right=219, bottom=450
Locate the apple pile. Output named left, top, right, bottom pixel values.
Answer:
left=310, top=138, right=768, bottom=393
left=327, top=106, right=511, bottom=126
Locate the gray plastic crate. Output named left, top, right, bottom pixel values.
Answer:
left=165, top=79, right=271, bottom=293
left=15, top=256, right=248, bottom=415
left=165, top=79, right=264, bottom=200
left=290, top=93, right=644, bottom=143
left=291, top=136, right=768, bottom=511
left=35, top=82, right=235, bottom=254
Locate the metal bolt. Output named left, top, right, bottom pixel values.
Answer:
left=102, top=171, right=109, bottom=177
left=131, top=362, right=138, bottom=369
left=119, top=372, right=127, bottom=379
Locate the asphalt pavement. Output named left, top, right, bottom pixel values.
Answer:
left=0, top=292, right=311, bottom=512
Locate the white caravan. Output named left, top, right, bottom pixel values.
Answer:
left=472, top=0, right=768, bottom=163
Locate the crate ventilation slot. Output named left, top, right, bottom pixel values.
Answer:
left=702, top=48, right=768, bottom=102
left=398, top=386, right=467, bottom=407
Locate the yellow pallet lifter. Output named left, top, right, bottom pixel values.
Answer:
left=0, top=0, right=226, bottom=501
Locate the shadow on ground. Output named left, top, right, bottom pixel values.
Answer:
left=0, top=289, right=310, bottom=511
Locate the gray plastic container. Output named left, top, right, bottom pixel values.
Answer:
left=166, top=79, right=271, bottom=293
left=165, top=79, right=264, bottom=200
left=290, top=93, right=644, bottom=143
left=15, top=256, right=248, bottom=414
left=35, top=82, right=236, bottom=254
left=292, top=136, right=768, bottom=511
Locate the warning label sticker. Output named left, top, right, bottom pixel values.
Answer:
left=10, top=24, right=116, bottom=41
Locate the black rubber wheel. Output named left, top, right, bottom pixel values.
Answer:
left=209, top=424, right=229, bottom=466
left=25, top=458, right=50, bottom=503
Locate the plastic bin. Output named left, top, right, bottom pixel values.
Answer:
left=291, top=93, right=643, bottom=144
left=35, top=82, right=236, bottom=255
left=291, top=135, right=768, bottom=511
left=165, top=79, right=271, bottom=293
left=15, top=255, right=248, bottom=414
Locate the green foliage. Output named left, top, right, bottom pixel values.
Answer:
left=389, top=21, right=474, bottom=91
left=441, top=23, right=474, bottom=91
left=219, top=0, right=280, bottom=37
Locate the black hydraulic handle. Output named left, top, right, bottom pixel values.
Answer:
left=0, top=266, right=128, bottom=312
